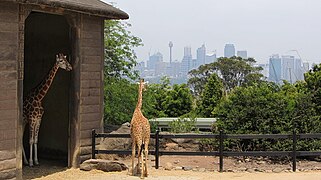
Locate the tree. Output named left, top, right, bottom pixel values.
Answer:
left=304, top=63, right=321, bottom=112
left=104, top=20, right=143, bottom=80
left=197, top=73, right=223, bottom=117
left=103, top=20, right=143, bottom=125
left=213, top=82, right=290, bottom=134
left=212, top=56, right=263, bottom=93
left=188, top=64, right=216, bottom=96
left=188, top=56, right=263, bottom=97
left=104, top=77, right=137, bottom=125
left=143, top=77, right=171, bottom=118
left=163, top=84, right=193, bottom=117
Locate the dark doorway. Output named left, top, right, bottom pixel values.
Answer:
left=23, top=12, right=71, bottom=166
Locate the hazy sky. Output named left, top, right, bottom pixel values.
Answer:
left=103, top=0, right=321, bottom=64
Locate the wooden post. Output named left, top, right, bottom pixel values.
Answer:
left=219, top=130, right=224, bottom=172
left=155, top=130, right=160, bottom=169
left=292, top=130, right=297, bottom=172
left=92, top=129, right=96, bottom=159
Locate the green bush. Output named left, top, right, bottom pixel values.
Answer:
left=168, top=118, right=197, bottom=133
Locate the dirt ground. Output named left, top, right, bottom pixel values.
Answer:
left=23, top=156, right=321, bottom=180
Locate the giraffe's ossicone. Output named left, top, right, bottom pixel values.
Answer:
left=22, top=53, right=72, bottom=167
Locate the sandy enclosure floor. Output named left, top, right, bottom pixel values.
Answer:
left=23, top=156, right=321, bottom=180
left=25, top=168, right=321, bottom=180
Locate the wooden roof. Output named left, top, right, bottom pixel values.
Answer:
left=6, top=0, right=129, bottom=19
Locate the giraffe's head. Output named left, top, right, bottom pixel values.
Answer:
left=139, top=78, right=148, bottom=91
left=56, top=53, right=72, bottom=71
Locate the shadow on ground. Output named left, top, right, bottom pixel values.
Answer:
left=22, top=159, right=67, bottom=179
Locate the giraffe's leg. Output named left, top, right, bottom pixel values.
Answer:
left=138, top=143, right=145, bottom=179
left=28, top=123, right=35, bottom=167
left=144, top=144, right=149, bottom=177
left=137, top=142, right=142, bottom=175
left=22, top=121, right=28, bottom=165
left=34, top=113, right=43, bottom=165
left=34, top=123, right=40, bottom=165
left=131, top=142, right=136, bottom=176
left=22, top=146, right=28, bottom=165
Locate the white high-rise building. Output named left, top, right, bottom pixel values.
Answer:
left=196, top=44, right=206, bottom=67
left=224, top=44, right=235, bottom=58
left=180, top=46, right=192, bottom=76
left=237, top=50, right=247, bottom=59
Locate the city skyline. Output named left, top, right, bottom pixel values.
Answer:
left=104, top=0, right=321, bottom=64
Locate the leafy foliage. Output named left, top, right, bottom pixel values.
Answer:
left=188, top=56, right=263, bottom=97
left=197, top=73, right=223, bottom=117
left=168, top=118, right=197, bottom=133
left=104, top=20, right=143, bottom=80
left=104, top=77, right=137, bottom=125
left=163, top=84, right=193, bottom=117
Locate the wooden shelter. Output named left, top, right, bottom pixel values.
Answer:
left=0, top=0, right=128, bottom=179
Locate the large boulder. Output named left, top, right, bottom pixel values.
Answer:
left=80, top=159, right=128, bottom=172
left=97, top=122, right=132, bottom=160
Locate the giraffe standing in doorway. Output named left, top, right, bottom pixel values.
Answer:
left=130, top=79, right=150, bottom=178
left=22, top=53, right=72, bottom=166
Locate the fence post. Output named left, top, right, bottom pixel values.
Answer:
left=155, top=130, right=160, bottom=169
left=92, top=129, right=96, bottom=159
left=219, top=130, right=224, bottom=172
left=292, top=130, right=297, bottom=172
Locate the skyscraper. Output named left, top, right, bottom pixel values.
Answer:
left=196, top=44, right=206, bottom=67
left=224, top=44, right=235, bottom=58
left=268, top=54, right=282, bottom=83
left=181, top=46, right=192, bottom=76
left=237, top=50, right=247, bottom=59
left=169, top=41, right=173, bottom=64
left=147, top=52, right=163, bottom=70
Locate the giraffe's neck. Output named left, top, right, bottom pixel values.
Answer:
left=135, top=83, right=143, bottom=110
left=35, top=62, right=59, bottom=102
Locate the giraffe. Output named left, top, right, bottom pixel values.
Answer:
left=130, top=79, right=150, bottom=178
left=22, top=53, right=72, bottom=167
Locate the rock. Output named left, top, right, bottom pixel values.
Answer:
left=165, top=143, right=179, bottom=151
left=173, top=160, right=180, bottom=164
left=246, top=168, right=255, bottom=173
left=175, top=166, right=183, bottom=170
left=165, top=162, right=173, bottom=170
left=238, top=167, right=247, bottom=171
left=199, top=168, right=206, bottom=172
left=80, top=159, right=128, bottom=172
left=183, top=166, right=193, bottom=171
left=98, top=123, right=132, bottom=160
left=257, top=161, right=265, bottom=165
left=254, top=168, right=264, bottom=172
left=272, top=167, right=283, bottom=173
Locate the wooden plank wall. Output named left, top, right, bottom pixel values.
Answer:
left=79, top=15, right=104, bottom=162
left=0, top=2, right=19, bottom=179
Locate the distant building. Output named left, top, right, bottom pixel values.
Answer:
left=155, top=61, right=168, bottom=76
left=196, top=44, right=206, bottom=67
left=268, top=54, right=282, bottom=83
left=181, top=46, right=192, bottom=75
left=303, top=62, right=309, bottom=72
left=224, top=44, right=235, bottom=58
left=255, top=63, right=269, bottom=78
left=237, top=50, right=247, bottom=59
left=282, top=55, right=303, bottom=83
left=166, top=60, right=181, bottom=77
left=147, top=52, right=163, bottom=70
left=205, top=53, right=217, bottom=64
left=134, top=61, right=145, bottom=76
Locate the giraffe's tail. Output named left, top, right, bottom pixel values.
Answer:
left=139, top=143, right=145, bottom=157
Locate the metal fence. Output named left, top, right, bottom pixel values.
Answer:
left=91, top=129, right=321, bottom=172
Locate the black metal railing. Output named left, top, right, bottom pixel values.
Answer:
left=91, top=129, right=321, bottom=172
